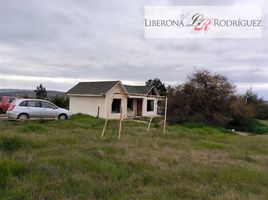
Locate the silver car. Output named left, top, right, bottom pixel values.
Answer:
left=7, top=99, right=72, bottom=120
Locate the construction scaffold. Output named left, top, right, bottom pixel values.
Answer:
left=101, top=92, right=168, bottom=139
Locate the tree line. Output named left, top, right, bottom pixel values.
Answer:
left=146, top=70, right=268, bottom=133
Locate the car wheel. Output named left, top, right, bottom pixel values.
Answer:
left=18, top=113, right=29, bottom=120
left=58, top=114, right=67, bottom=120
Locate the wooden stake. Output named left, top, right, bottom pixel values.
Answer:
left=101, top=118, right=108, bottom=138
left=146, top=116, right=153, bottom=133
left=101, top=95, right=111, bottom=138
left=119, top=118, right=122, bottom=139
left=163, top=97, right=168, bottom=134
left=97, top=106, right=100, bottom=118
left=118, top=94, right=123, bottom=139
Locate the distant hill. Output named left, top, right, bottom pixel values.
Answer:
left=0, top=89, right=65, bottom=98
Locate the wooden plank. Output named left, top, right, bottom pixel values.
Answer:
left=163, top=97, right=168, bottom=134
left=146, top=116, right=153, bottom=133
left=101, top=94, right=111, bottom=138
left=118, top=94, right=123, bottom=139
left=101, top=118, right=108, bottom=138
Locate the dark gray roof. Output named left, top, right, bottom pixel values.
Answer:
left=66, top=81, right=120, bottom=95
left=67, top=81, right=159, bottom=96
left=123, top=85, right=154, bottom=95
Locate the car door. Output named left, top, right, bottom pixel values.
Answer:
left=40, top=101, right=58, bottom=118
left=24, top=100, right=41, bottom=118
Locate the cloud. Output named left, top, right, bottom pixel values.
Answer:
left=0, top=0, right=267, bottom=98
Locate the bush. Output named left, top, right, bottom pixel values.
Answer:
left=256, top=104, right=268, bottom=119
left=50, top=95, right=69, bottom=109
left=228, top=119, right=268, bottom=134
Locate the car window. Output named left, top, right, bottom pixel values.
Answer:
left=41, top=101, right=56, bottom=109
left=26, top=101, right=40, bottom=107
left=19, top=101, right=27, bottom=106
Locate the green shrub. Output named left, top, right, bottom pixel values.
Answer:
left=50, top=95, right=69, bottom=109
left=256, top=104, right=268, bottom=119
left=228, top=119, right=268, bottom=134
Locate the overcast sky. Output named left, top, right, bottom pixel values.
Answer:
left=0, top=0, right=267, bottom=98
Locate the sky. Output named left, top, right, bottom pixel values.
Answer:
left=0, top=0, right=267, bottom=99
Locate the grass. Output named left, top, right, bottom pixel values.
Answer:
left=0, top=114, right=267, bottom=199
left=259, top=120, right=268, bottom=126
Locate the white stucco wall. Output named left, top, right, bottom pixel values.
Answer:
left=105, top=84, right=128, bottom=119
left=68, top=83, right=159, bottom=119
left=69, top=96, right=106, bottom=118
left=127, top=99, right=138, bottom=117
left=142, top=98, right=158, bottom=117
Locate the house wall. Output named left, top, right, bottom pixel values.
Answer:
left=105, top=84, right=128, bottom=119
left=142, top=97, right=158, bottom=117
left=127, top=99, right=138, bottom=117
left=69, top=84, right=159, bottom=119
left=69, top=96, right=106, bottom=118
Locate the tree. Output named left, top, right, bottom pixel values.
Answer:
left=243, top=88, right=268, bottom=119
left=167, top=70, right=236, bottom=126
left=35, top=84, right=47, bottom=99
left=146, top=78, right=167, bottom=96
left=228, top=95, right=256, bottom=131
left=244, top=88, right=262, bottom=105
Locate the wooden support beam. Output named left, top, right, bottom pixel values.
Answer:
left=118, top=94, right=124, bottom=139
left=101, top=94, right=114, bottom=138
left=163, top=97, right=168, bottom=134
left=118, top=118, right=122, bottom=139
left=97, top=106, right=100, bottom=118
left=146, top=116, right=153, bottom=133
left=101, top=118, right=108, bottom=138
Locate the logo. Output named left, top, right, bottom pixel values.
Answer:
left=144, top=6, right=262, bottom=38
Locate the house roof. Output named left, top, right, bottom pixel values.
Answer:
left=123, top=85, right=154, bottom=95
left=66, top=81, right=160, bottom=96
left=66, top=81, right=120, bottom=95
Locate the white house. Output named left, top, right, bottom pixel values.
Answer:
left=66, top=81, right=162, bottom=119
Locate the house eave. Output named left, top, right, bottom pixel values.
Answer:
left=67, top=94, right=105, bottom=97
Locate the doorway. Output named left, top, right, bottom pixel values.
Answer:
left=136, top=99, right=143, bottom=116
